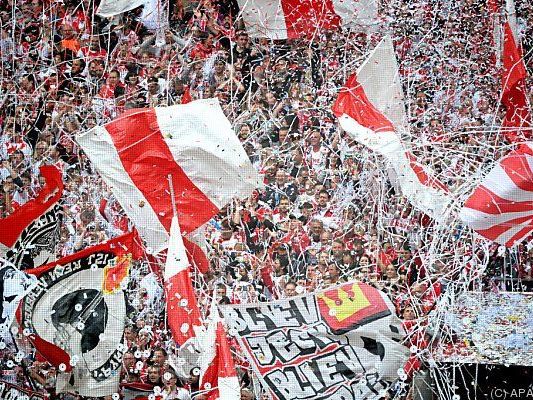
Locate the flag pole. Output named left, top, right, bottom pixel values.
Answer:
left=167, top=174, right=178, bottom=218
left=166, top=174, right=178, bottom=339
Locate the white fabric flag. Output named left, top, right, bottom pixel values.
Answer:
left=96, top=0, right=149, bottom=17
left=333, top=37, right=452, bottom=222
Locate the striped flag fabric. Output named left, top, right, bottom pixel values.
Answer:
left=236, top=0, right=378, bottom=39
left=77, top=99, right=262, bottom=272
left=332, top=37, right=451, bottom=223
left=199, top=317, right=241, bottom=400
left=164, top=216, right=202, bottom=346
left=460, top=143, right=533, bottom=247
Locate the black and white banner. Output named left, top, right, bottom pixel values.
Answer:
left=221, top=281, right=409, bottom=400
left=0, top=380, right=48, bottom=400
left=21, top=233, right=137, bottom=398
left=0, top=165, right=64, bottom=270
left=0, top=259, right=37, bottom=340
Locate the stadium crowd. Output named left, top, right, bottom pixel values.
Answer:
left=0, top=0, right=532, bottom=399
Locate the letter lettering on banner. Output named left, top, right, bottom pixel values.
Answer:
left=221, top=281, right=410, bottom=400
left=264, top=367, right=316, bottom=400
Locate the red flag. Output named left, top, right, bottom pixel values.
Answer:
left=164, top=216, right=202, bottom=346
left=237, top=0, right=377, bottom=39
left=77, top=99, right=261, bottom=273
left=0, top=165, right=62, bottom=249
left=500, top=20, right=531, bottom=143
left=460, top=142, right=533, bottom=247
left=332, top=38, right=451, bottom=223
left=200, top=320, right=240, bottom=400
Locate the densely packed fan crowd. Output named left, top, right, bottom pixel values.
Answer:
left=1, top=0, right=532, bottom=399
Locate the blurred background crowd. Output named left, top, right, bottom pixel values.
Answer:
left=0, top=0, right=532, bottom=399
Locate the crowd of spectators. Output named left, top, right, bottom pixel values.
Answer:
left=1, top=0, right=532, bottom=399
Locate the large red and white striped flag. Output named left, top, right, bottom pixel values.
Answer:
left=460, top=143, right=533, bottom=247
left=164, top=216, right=202, bottom=345
left=332, top=37, right=451, bottom=223
left=77, top=99, right=262, bottom=272
left=236, top=0, right=377, bottom=39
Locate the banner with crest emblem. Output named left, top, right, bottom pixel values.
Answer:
left=20, top=232, right=140, bottom=398
left=221, top=281, right=409, bottom=400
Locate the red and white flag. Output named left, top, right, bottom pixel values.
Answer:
left=237, top=0, right=377, bottom=39
left=460, top=143, right=533, bottom=247
left=199, top=317, right=240, bottom=400
left=0, top=165, right=63, bottom=269
left=164, top=216, right=202, bottom=345
left=77, top=99, right=262, bottom=272
left=489, top=0, right=531, bottom=143
left=332, top=37, right=451, bottom=222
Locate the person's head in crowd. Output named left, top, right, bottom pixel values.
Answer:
left=88, top=35, right=101, bottom=51
left=146, top=365, right=162, bottom=386
left=61, top=24, right=75, bottom=40
left=309, top=218, right=324, bottom=239
left=342, top=251, right=355, bottom=269
left=308, top=128, right=322, bottom=149
left=241, top=388, right=254, bottom=400
left=317, top=251, right=330, bottom=268
left=235, top=30, right=249, bottom=50
left=106, top=70, right=120, bottom=87
left=19, top=74, right=36, bottom=93
left=351, top=238, right=364, bottom=257
left=263, top=160, right=278, bottom=181
left=277, top=196, right=290, bottom=213
left=151, top=347, right=167, bottom=367
left=33, top=141, right=48, bottom=159
left=284, top=281, right=297, bottom=297
left=162, top=369, right=179, bottom=391
left=88, top=59, right=105, bottom=79
left=411, top=282, right=427, bottom=299
left=238, top=123, right=251, bottom=141
left=275, top=169, right=287, bottom=187
left=85, top=114, right=97, bottom=129
left=384, top=264, right=399, bottom=281
left=147, top=77, right=160, bottom=95
left=326, top=262, right=341, bottom=284
left=122, top=351, right=136, bottom=371
left=70, top=58, right=86, bottom=76
left=126, top=71, right=140, bottom=87
left=317, top=189, right=330, bottom=209
left=331, top=239, right=344, bottom=259
left=402, top=304, right=417, bottom=321
left=320, top=228, right=332, bottom=243
left=358, top=254, right=372, bottom=270
left=265, top=91, right=277, bottom=108
left=137, top=326, right=152, bottom=347
left=302, top=179, right=315, bottom=197
left=216, top=283, right=227, bottom=300
left=299, top=202, right=314, bottom=223
left=272, top=257, right=287, bottom=277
